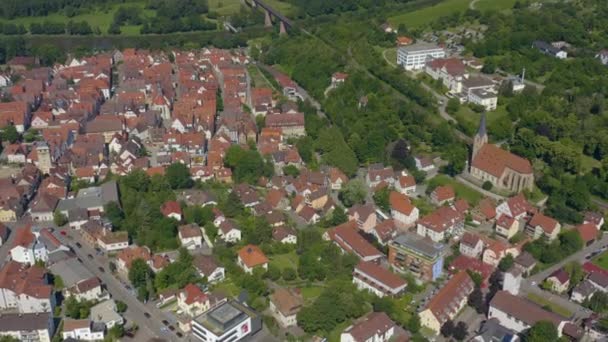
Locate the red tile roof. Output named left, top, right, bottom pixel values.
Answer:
left=389, top=191, right=415, bottom=215
left=433, top=185, right=455, bottom=202
left=529, top=212, right=559, bottom=234
left=182, top=283, right=208, bottom=305
left=576, top=223, right=598, bottom=243
left=327, top=221, right=382, bottom=260
left=419, top=206, right=464, bottom=233
left=238, top=244, right=269, bottom=268
left=425, top=271, right=474, bottom=325
left=472, top=144, right=533, bottom=178
left=161, top=201, right=182, bottom=217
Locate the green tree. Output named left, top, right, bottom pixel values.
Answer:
left=584, top=291, right=608, bottom=313
left=1, top=125, right=19, bottom=143
left=468, top=285, right=485, bottom=314
left=328, top=206, right=348, bottom=226
left=564, top=261, right=584, bottom=288
left=116, top=300, right=127, bottom=313
left=204, top=222, right=219, bottom=241
left=440, top=320, right=455, bottom=338
left=406, top=314, right=421, bottom=334
left=53, top=275, right=65, bottom=290
left=482, top=181, right=493, bottom=191
left=339, top=179, right=367, bottom=207
left=53, top=211, right=68, bottom=227
left=128, top=258, right=152, bottom=289
left=446, top=98, right=460, bottom=114
left=265, top=264, right=281, bottom=281
left=526, top=321, right=558, bottom=342
left=282, top=267, right=297, bottom=281
left=283, top=165, right=300, bottom=177
left=165, top=163, right=193, bottom=189
left=453, top=321, right=468, bottom=341
left=373, top=187, right=390, bottom=212
left=498, top=254, right=514, bottom=272
left=225, top=145, right=273, bottom=184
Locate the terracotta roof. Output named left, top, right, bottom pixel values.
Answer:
left=504, top=194, right=535, bottom=217
left=389, top=191, right=415, bottom=215
left=0, top=261, right=52, bottom=299
left=398, top=175, right=415, bottom=188
left=12, top=225, right=35, bottom=248
left=490, top=291, right=566, bottom=326
left=238, top=244, right=268, bottom=268
left=529, top=212, right=559, bottom=234
left=270, top=288, right=303, bottom=316
left=576, top=223, right=598, bottom=243
left=161, top=201, right=182, bottom=217
left=453, top=199, right=469, bottom=212
left=266, top=189, right=285, bottom=208
left=63, top=319, right=90, bottom=332
left=117, top=246, right=151, bottom=269
left=496, top=215, right=515, bottom=228
left=472, top=144, right=533, bottom=178
left=182, top=283, right=208, bottom=305
left=327, top=221, right=382, bottom=259
left=355, top=260, right=406, bottom=289
left=419, top=206, right=464, bottom=233
left=425, top=271, right=474, bottom=325
left=373, top=219, right=397, bottom=243
left=432, top=185, right=455, bottom=202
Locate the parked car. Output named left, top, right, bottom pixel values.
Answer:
left=144, top=312, right=151, bottom=318
left=98, top=267, right=105, bottom=273
left=60, top=230, right=67, bottom=236
left=75, top=242, right=82, bottom=248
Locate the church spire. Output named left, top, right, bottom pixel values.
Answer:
left=477, top=112, right=487, bottom=138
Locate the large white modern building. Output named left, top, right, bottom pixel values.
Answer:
left=191, top=300, right=261, bottom=342
left=397, top=43, right=445, bottom=70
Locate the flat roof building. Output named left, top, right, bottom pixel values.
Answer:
left=397, top=43, right=445, bottom=70
left=388, top=233, right=446, bottom=281
left=191, top=299, right=261, bottom=342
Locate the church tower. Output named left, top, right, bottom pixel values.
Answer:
left=36, top=142, right=51, bottom=175
left=472, top=112, right=488, bottom=161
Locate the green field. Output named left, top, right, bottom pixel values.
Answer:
left=388, top=0, right=471, bottom=28
left=427, top=174, right=484, bottom=205
left=475, top=0, right=519, bottom=11
left=209, top=0, right=294, bottom=16
left=592, top=250, right=608, bottom=270
left=0, top=2, right=154, bottom=35
left=526, top=293, right=572, bottom=318
left=269, top=252, right=298, bottom=270
left=453, top=104, right=510, bottom=138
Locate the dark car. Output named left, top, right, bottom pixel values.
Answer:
left=87, top=254, right=93, bottom=259
left=144, top=312, right=151, bottom=318
left=98, top=267, right=105, bottom=273
left=77, top=257, right=83, bottom=263
left=169, top=325, right=175, bottom=331
left=176, top=332, right=183, bottom=338
left=162, top=320, right=169, bottom=326
left=75, top=242, right=82, bottom=248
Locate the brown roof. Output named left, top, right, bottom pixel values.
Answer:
left=419, top=206, right=464, bottom=233
left=355, top=261, right=406, bottom=289
left=272, top=226, right=296, bottom=241
left=472, top=144, right=533, bottom=178
left=576, top=223, right=598, bottom=243
left=460, top=232, right=482, bottom=248
left=433, top=185, right=455, bottom=202
left=529, top=212, right=559, bottom=234
left=193, top=255, right=221, bottom=276
left=75, top=277, right=101, bottom=293
left=398, top=175, right=415, bottom=188
left=343, top=312, right=406, bottom=342
left=496, top=215, right=515, bottom=228
left=179, top=224, right=202, bottom=239
left=327, top=221, right=382, bottom=259
left=549, top=268, right=570, bottom=285
left=426, top=57, right=466, bottom=76
left=490, top=291, right=566, bottom=326
left=238, top=244, right=269, bottom=268
left=0, top=261, right=52, bottom=299
left=63, top=319, right=90, bottom=332
left=270, top=288, right=303, bottom=316
left=425, top=271, right=474, bottom=325
left=389, top=191, right=415, bottom=215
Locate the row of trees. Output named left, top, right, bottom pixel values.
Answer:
left=1, top=20, right=95, bottom=35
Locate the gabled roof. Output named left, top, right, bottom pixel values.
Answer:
left=355, top=260, right=406, bottom=289
left=576, top=223, right=597, bottom=243
left=389, top=191, right=415, bottom=215
left=548, top=268, right=570, bottom=285
left=238, top=244, right=268, bottom=268
left=490, top=291, right=566, bottom=326
left=472, top=144, right=533, bottom=178
left=424, top=271, right=474, bottom=325
left=327, top=220, right=382, bottom=260
left=528, top=212, right=559, bottom=234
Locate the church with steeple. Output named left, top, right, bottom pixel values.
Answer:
left=469, top=113, right=534, bottom=193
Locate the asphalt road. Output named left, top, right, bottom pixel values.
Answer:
left=53, top=230, right=178, bottom=342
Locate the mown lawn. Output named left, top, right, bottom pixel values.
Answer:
left=427, top=174, right=484, bottom=205
left=0, top=2, right=154, bottom=35
left=301, top=286, right=324, bottom=303
left=209, top=0, right=294, bottom=16
left=452, top=104, right=511, bottom=139
left=592, top=250, right=608, bottom=270
left=388, top=0, right=471, bottom=28
left=475, top=0, right=520, bottom=11
left=526, top=293, right=572, bottom=318
left=212, top=277, right=241, bottom=297
left=269, top=252, right=298, bottom=270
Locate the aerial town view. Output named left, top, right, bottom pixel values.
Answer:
left=0, top=0, right=606, bottom=341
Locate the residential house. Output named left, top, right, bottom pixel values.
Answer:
left=525, top=212, right=560, bottom=241
left=495, top=215, right=519, bottom=240
left=395, top=174, right=416, bottom=196
left=533, top=40, right=567, bottom=59
left=415, top=156, right=434, bottom=172
left=577, top=223, right=598, bottom=246
left=340, top=312, right=408, bottom=342
left=473, top=318, right=520, bottom=342
left=546, top=269, right=570, bottom=293
left=482, top=240, right=519, bottom=267
left=0, top=313, right=54, bottom=342
left=90, top=299, right=124, bottom=329
left=459, top=232, right=484, bottom=258
left=347, top=204, right=377, bottom=233
left=0, top=261, right=54, bottom=314
left=29, top=193, right=58, bottom=222
left=178, top=224, right=203, bottom=250
left=416, top=206, right=464, bottom=242
left=218, top=220, right=241, bottom=243
left=62, top=319, right=105, bottom=341
left=584, top=211, right=605, bottom=230
left=324, top=220, right=383, bottom=262
left=269, top=288, right=303, bottom=328
left=489, top=291, right=568, bottom=336
left=329, top=168, right=348, bottom=190
left=237, top=245, right=269, bottom=274
left=514, top=252, right=537, bottom=275
left=193, top=255, right=225, bottom=284
left=419, top=271, right=474, bottom=332
left=495, top=194, right=536, bottom=221
left=430, top=185, right=455, bottom=205
left=10, top=226, right=68, bottom=265
left=178, top=284, right=211, bottom=317
left=371, top=219, right=398, bottom=245
left=366, top=165, right=395, bottom=188
left=161, top=201, right=182, bottom=221
left=389, top=191, right=419, bottom=229
left=272, top=226, right=297, bottom=244
left=353, top=260, right=407, bottom=298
